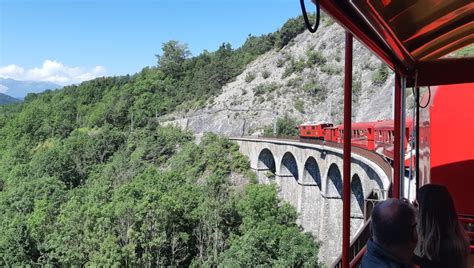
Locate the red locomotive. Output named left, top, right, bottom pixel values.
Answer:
left=298, top=122, right=333, bottom=139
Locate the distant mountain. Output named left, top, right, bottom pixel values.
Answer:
left=0, top=78, right=61, bottom=99
left=0, top=93, right=21, bottom=105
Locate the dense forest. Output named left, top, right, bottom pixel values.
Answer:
left=0, top=15, right=322, bottom=266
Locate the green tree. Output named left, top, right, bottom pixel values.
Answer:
left=156, top=40, right=191, bottom=78
left=264, top=114, right=300, bottom=137
left=0, top=13, right=323, bottom=266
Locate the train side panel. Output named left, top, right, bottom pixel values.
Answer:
left=420, top=83, right=474, bottom=216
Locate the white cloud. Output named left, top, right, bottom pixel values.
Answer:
left=0, top=65, right=25, bottom=78
left=0, top=60, right=107, bottom=85
left=0, top=84, right=8, bottom=94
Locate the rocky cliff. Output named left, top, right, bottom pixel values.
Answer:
left=160, top=18, right=397, bottom=136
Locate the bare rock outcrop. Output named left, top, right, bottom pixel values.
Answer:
left=161, top=20, right=395, bottom=136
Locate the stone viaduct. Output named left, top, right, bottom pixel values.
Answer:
left=230, top=137, right=391, bottom=266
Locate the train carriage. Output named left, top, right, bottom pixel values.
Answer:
left=374, top=118, right=413, bottom=167
left=323, top=126, right=339, bottom=143
left=351, top=122, right=377, bottom=150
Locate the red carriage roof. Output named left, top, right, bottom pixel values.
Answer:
left=373, top=118, right=414, bottom=129
left=314, top=0, right=474, bottom=87
left=351, top=121, right=377, bottom=129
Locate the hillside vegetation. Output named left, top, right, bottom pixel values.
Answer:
left=0, top=15, right=321, bottom=266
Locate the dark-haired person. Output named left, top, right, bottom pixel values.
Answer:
left=361, top=198, right=418, bottom=268
left=414, top=184, right=469, bottom=268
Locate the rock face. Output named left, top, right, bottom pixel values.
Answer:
left=161, top=20, right=396, bottom=136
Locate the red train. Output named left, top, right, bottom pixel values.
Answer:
left=299, top=118, right=413, bottom=166
left=299, top=83, right=474, bottom=219
left=299, top=122, right=333, bottom=139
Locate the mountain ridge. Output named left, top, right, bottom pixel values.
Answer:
left=0, top=78, right=61, bottom=99
left=0, top=93, right=21, bottom=105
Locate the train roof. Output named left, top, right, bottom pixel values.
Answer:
left=300, top=121, right=333, bottom=126
left=315, top=0, right=473, bottom=87
left=334, top=119, right=415, bottom=130
left=373, top=118, right=414, bottom=129
left=352, top=122, right=377, bottom=129
left=337, top=121, right=378, bottom=130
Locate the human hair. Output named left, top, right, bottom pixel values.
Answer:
left=416, top=184, right=468, bottom=267
left=371, top=198, right=416, bottom=245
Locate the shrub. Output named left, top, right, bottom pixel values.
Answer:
left=301, top=80, right=328, bottom=102
left=306, top=50, right=326, bottom=67
left=302, top=81, right=322, bottom=95
left=261, top=70, right=271, bottom=79
left=262, top=114, right=300, bottom=137
left=294, top=99, right=304, bottom=113
left=276, top=53, right=291, bottom=68
left=353, top=77, right=362, bottom=96
left=265, top=171, right=276, bottom=179
left=323, top=14, right=334, bottom=27
left=372, top=63, right=389, bottom=86
left=282, top=58, right=306, bottom=78
left=286, top=77, right=303, bottom=88
left=276, top=114, right=300, bottom=136
left=319, top=42, right=327, bottom=50
left=245, top=72, right=256, bottom=83
left=321, top=64, right=341, bottom=75
left=253, top=83, right=280, bottom=96
left=275, top=15, right=311, bottom=49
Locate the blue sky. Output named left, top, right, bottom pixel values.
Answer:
left=0, top=0, right=304, bottom=85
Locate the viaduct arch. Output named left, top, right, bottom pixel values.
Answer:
left=230, top=137, right=390, bottom=266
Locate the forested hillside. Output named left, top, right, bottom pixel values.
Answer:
left=0, top=15, right=321, bottom=266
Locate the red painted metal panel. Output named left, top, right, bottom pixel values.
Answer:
left=350, top=245, right=367, bottom=268
left=342, top=31, right=353, bottom=268
left=427, top=83, right=474, bottom=216
left=393, top=71, right=401, bottom=198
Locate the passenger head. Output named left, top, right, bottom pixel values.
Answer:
left=416, top=184, right=468, bottom=263
left=371, top=198, right=418, bottom=249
